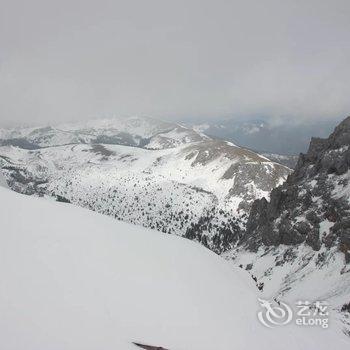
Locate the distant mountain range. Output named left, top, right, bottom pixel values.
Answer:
left=0, top=116, right=290, bottom=253
left=185, top=117, right=340, bottom=156
left=1, top=115, right=350, bottom=338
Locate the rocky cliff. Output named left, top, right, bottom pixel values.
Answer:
left=242, top=116, right=350, bottom=263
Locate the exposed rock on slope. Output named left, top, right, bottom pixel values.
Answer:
left=0, top=170, right=8, bottom=188
left=243, top=116, right=350, bottom=261
left=0, top=117, right=290, bottom=253
left=222, top=118, right=350, bottom=338
left=2, top=183, right=347, bottom=349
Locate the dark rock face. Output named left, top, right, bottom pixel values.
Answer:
left=241, top=116, right=350, bottom=261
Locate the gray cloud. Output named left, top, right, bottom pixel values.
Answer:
left=0, top=0, right=349, bottom=127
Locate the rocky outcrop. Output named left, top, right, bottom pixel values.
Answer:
left=0, top=170, right=9, bottom=188
left=242, top=116, right=350, bottom=261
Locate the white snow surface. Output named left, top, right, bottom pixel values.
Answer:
left=0, top=117, right=290, bottom=220
left=1, top=187, right=349, bottom=349
left=0, top=127, right=290, bottom=242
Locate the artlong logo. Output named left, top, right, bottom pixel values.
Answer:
left=257, top=298, right=293, bottom=328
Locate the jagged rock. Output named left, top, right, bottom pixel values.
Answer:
left=241, top=116, right=350, bottom=257
left=245, top=263, right=253, bottom=271
left=294, top=221, right=311, bottom=236
left=275, top=248, right=297, bottom=266
left=262, top=225, right=280, bottom=246
left=332, top=219, right=350, bottom=233
left=340, top=229, right=350, bottom=246
left=280, top=220, right=304, bottom=245
left=323, top=232, right=337, bottom=248
left=345, top=251, right=350, bottom=264
left=306, top=227, right=321, bottom=251
left=306, top=211, right=321, bottom=225
left=324, top=207, right=338, bottom=222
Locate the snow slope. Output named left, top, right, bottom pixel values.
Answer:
left=0, top=117, right=290, bottom=252
left=223, top=117, right=350, bottom=337
left=224, top=244, right=350, bottom=328
left=0, top=187, right=348, bottom=349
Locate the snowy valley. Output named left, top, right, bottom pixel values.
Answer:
left=1, top=116, right=350, bottom=347
left=2, top=1, right=350, bottom=348
left=0, top=116, right=289, bottom=252
left=0, top=176, right=349, bottom=350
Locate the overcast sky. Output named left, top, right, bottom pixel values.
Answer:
left=0, top=0, right=349, bottom=127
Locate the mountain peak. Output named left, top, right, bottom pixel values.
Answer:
left=242, top=116, right=350, bottom=259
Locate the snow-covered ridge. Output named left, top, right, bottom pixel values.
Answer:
left=0, top=116, right=290, bottom=252
left=224, top=116, right=350, bottom=336
left=0, top=116, right=207, bottom=149
left=261, top=152, right=299, bottom=169
left=0, top=185, right=348, bottom=349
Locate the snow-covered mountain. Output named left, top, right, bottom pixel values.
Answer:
left=225, top=116, right=350, bottom=335
left=1, top=183, right=349, bottom=349
left=0, top=116, right=206, bottom=149
left=260, top=152, right=299, bottom=169
left=0, top=116, right=290, bottom=253
left=1, top=116, right=350, bottom=343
